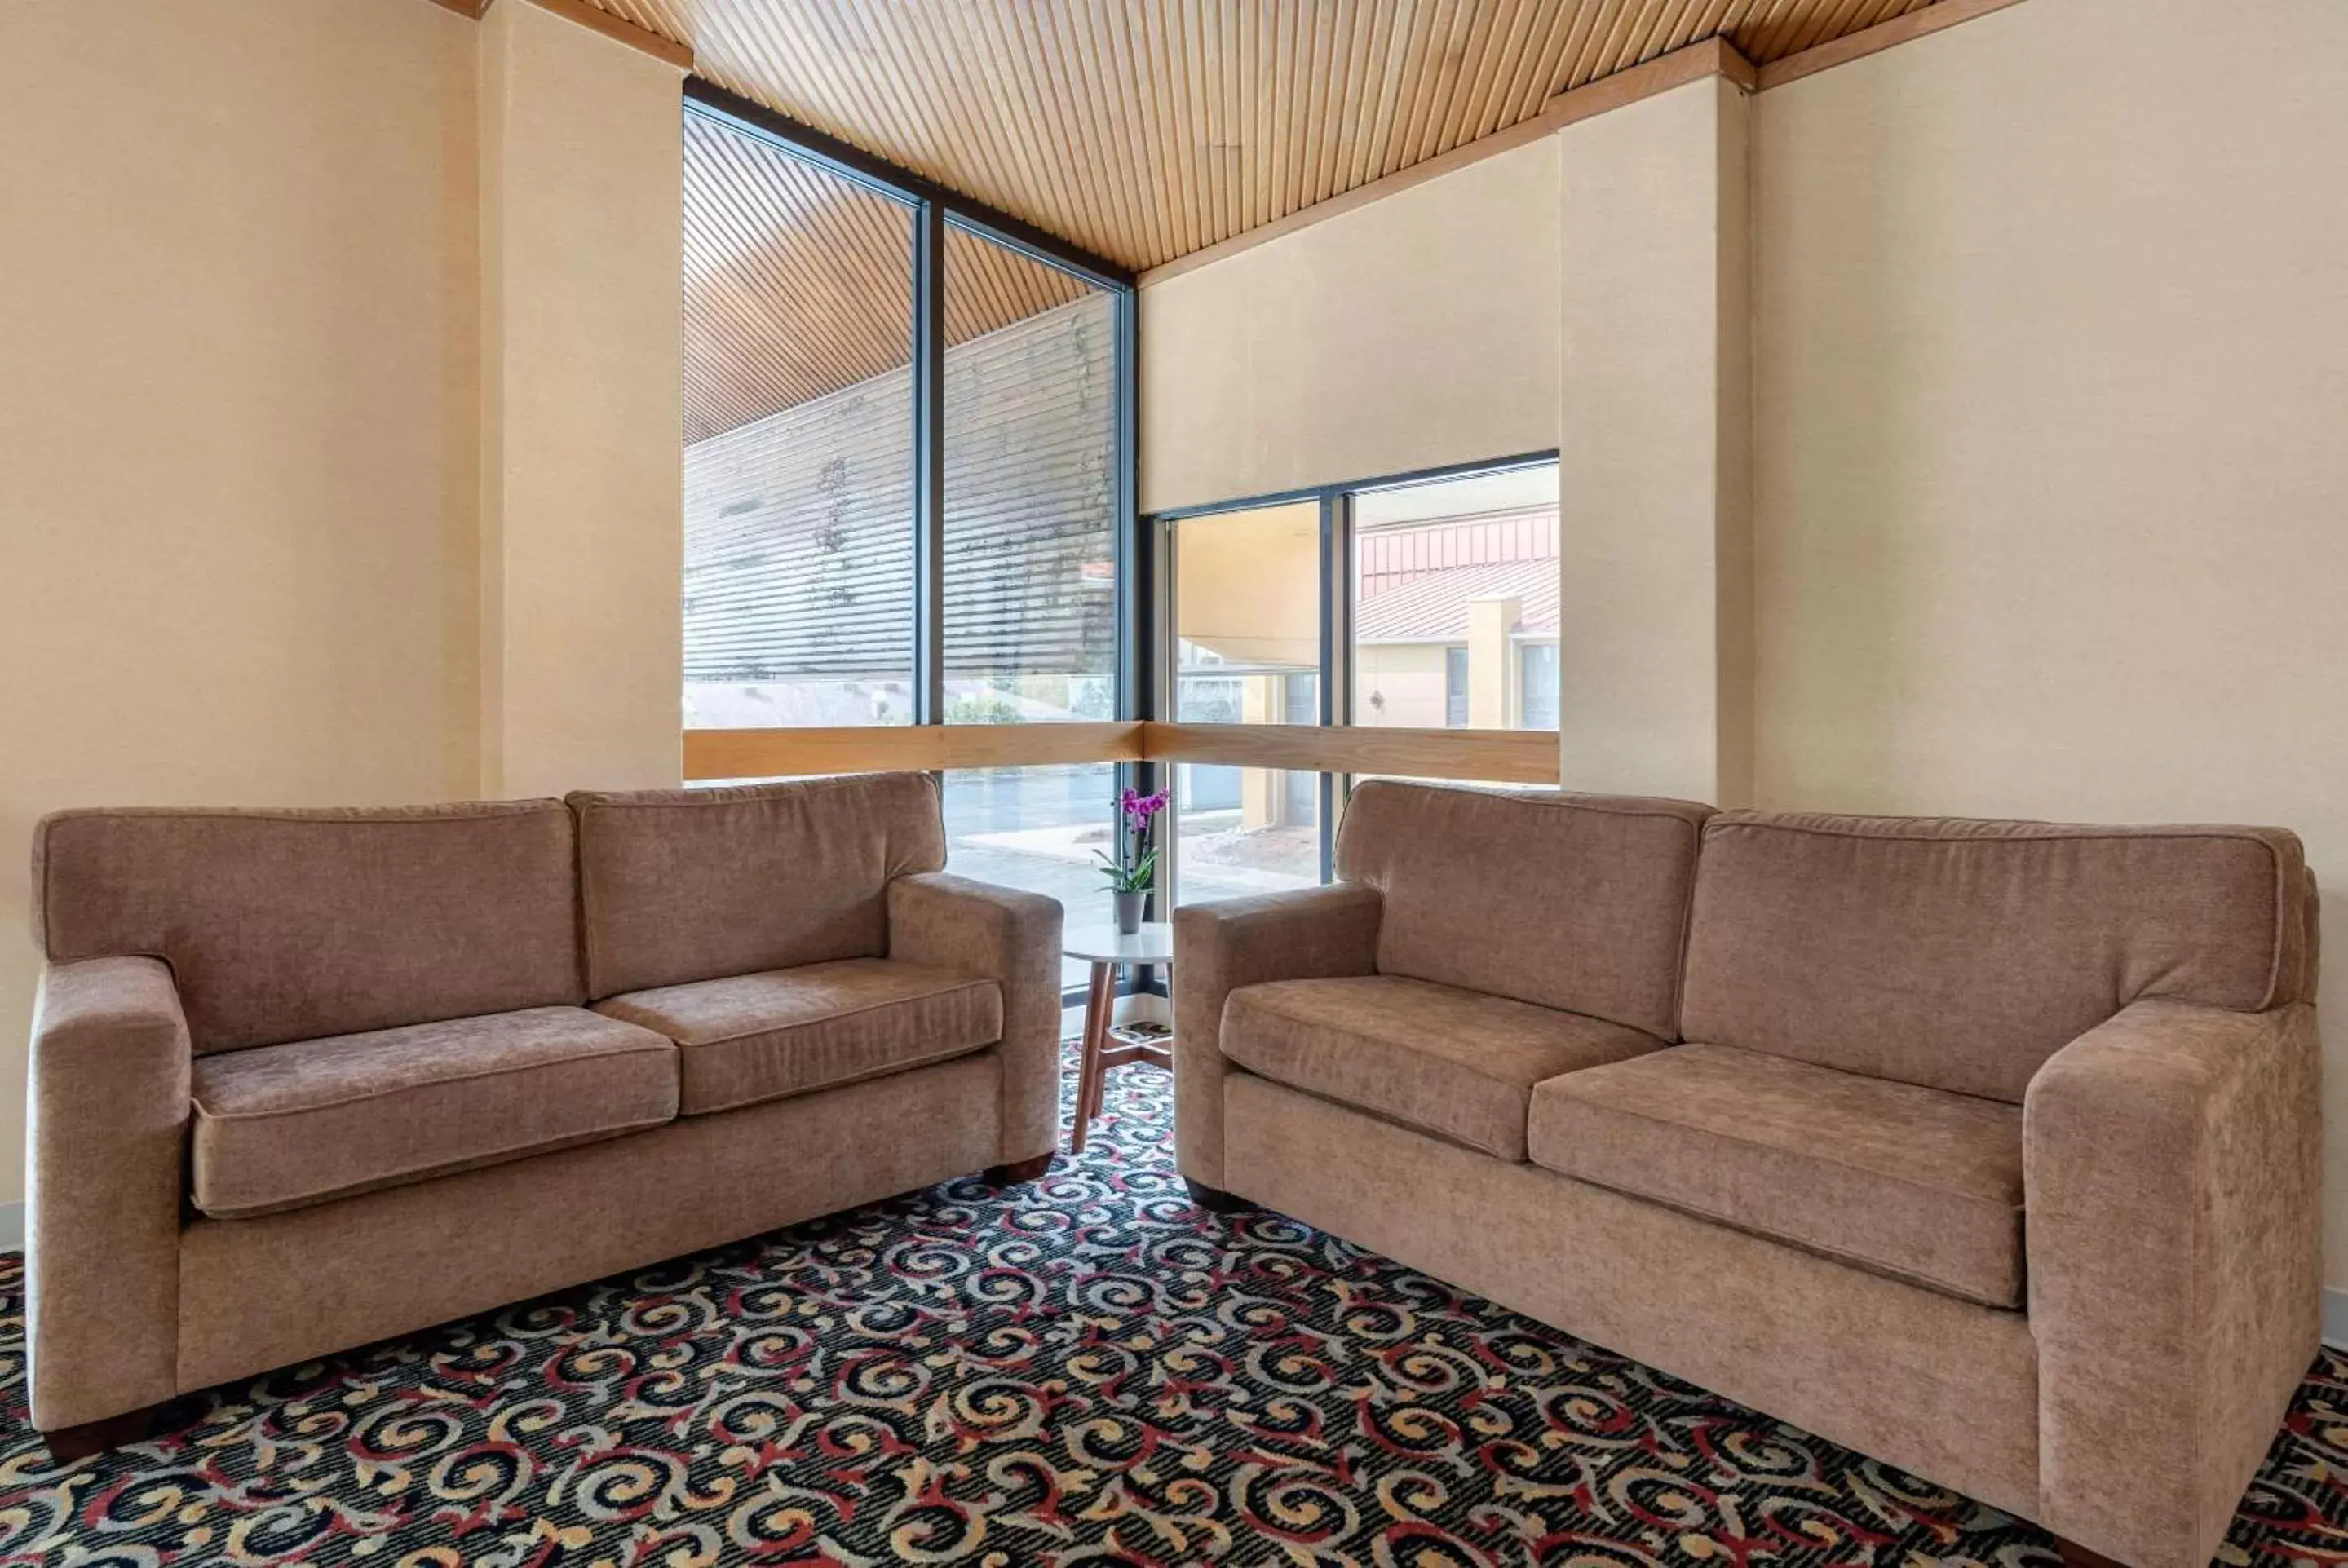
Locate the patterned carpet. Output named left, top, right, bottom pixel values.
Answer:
left=0, top=1036, right=2341, bottom=1566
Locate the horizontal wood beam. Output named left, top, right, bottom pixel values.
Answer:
left=1143, top=723, right=1561, bottom=785
left=681, top=721, right=1563, bottom=787
left=1756, top=0, right=2030, bottom=91
left=683, top=722, right=1144, bottom=781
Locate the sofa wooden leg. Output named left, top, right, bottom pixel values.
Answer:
left=1184, top=1177, right=1250, bottom=1213
left=42, top=1396, right=206, bottom=1464
left=985, top=1152, right=1055, bottom=1186
left=2052, top=1535, right=2126, bottom=1568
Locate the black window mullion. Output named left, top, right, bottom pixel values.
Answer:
left=912, top=198, right=947, bottom=726
left=1319, top=488, right=1342, bottom=882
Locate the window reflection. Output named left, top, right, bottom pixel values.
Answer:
left=1352, top=461, right=1561, bottom=731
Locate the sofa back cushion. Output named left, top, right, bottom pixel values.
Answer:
left=571, top=773, right=947, bottom=998
left=1333, top=782, right=1714, bottom=1039
left=1680, top=812, right=2319, bottom=1102
left=33, top=802, right=583, bottom=1055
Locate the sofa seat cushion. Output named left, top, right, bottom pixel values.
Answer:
left=1221, top=974, right=1665, bottom=1161
left=594, top=958, right=1002, bottom=1116
left=1526, top=1043, right=2025, bottom=1307
left=190, top=1007, right=677, bottom=1220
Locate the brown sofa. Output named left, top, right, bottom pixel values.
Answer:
left=1175, top=781, right=2322, bottom=1568
left=27, top=772, right=1063, bottom=1451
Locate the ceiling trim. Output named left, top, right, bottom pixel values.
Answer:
left=431, top=0, right=696, bottom=69
left=1755, top=0, right=2031, bottom=90
left=524, top=0, right=695, bottom=69
left=1139, top=35, right=1754, bottom=290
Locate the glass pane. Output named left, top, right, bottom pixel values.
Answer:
left=679, top=110, right=917, bottom=731
left=942, top=763, right=1115, bottom=987
left=1351, top=460, right=1561, bottom=730
left=1174, top=501, right=1322, bottom=723
left=941, top=223, right=1117, bottom=723
left=1174, top=766, right=1322, bottom=904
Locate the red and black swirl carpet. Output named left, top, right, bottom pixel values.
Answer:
left=0, top=1037, right=2340, bottom=1564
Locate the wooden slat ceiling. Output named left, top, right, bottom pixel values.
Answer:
left=683, top=109, right=1092, bottom=442
left=603, top=0, right=1952, bottom=276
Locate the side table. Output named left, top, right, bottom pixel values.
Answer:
left=1063, top=921, right=1174, bottom=1154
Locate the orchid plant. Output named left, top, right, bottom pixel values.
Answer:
left=1095, top=786, right=1169, bottom=894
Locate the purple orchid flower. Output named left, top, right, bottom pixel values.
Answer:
left=1100, top=786, right=1170, bottom=892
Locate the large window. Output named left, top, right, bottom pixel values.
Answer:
left=936, top=227, right=1121, bottom=975
left=1352, top=462, right=1561, bottom=731
left=943, top=763, right=1118, bottom=987
left=1155, top=455, right=1558, bottom=908
left=1169, top=501, right=1326, bottom=903
left=679, top=112, right=916, bottom=731
left=679, top=91, right=1136, bottom=991
left=941, top=225, right=1117, bottom=725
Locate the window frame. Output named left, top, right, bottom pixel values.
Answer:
left=683, top=83, right=1141, bottom=1006
left=1147, top=448, right=1561, bottom=900
left=682, top=83, right=1140, bottom=736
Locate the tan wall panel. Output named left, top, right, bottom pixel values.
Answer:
left=0, top=0, right=483, bottom=1206
left=480, top=0, right=687, bottom=797
left=1557, top=76, right=1753, bottom=808
left=1138, top=137, right=1561, bottom=515
left=1753, top=0, right=2348, bottom=1277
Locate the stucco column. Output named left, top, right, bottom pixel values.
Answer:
left=477, top=0, right=686, bottom=798
left=1466, top=595, right=1520, bottom=727
left=1556, top=71, right=1753, bottom=806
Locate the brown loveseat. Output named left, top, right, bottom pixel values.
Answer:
left=28, top=773, right=1062, bottom=1451
left=1175, top=781, right=2321, bottom=1568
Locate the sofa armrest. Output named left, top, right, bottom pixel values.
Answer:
left=887, top=871, right=1065, bottom=1167
left=2025, top=997, right=2320, bottom=1568
left=1172, top=882, right=1384, bottom=1189
left=28, top=956, right=191, bottom=1430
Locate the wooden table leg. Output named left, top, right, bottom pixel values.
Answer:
left=1070, top=958, right=1114, bottom=1154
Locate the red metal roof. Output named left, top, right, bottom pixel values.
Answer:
left=1352, top=559, right=1559, bottom=644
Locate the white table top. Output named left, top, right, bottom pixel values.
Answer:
left=1063, top=921, right=1176, bottom=965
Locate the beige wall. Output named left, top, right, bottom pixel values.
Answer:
left=0, top=0, right=687, bottom=1210
left=479, top=0, right=685, bottom=798
left=1558, top=75, right=1753, bottom=807
left=0, top=0, right=483, bottom=1207
left=1139, top=139, right=1561, bottom=515
left=1753, top=0, right=2348, bottom=1278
